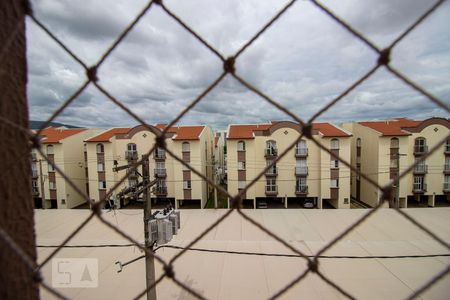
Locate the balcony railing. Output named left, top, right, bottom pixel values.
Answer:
left=154, top=168, right=167, bottom=177
left=31, top=152, right=37, bottom=161
left=295, top=148, right=308, bottom=157
left=445, top=144, right=450, bottom=154
left=265, top=167, right=278, bottom=176
left=125, top=150, right=138, bottom=160
left=153, top=186, right=167, bottom=195
left=265, top=148, right=278, bottom=157
left=295, top=166, right=308, bottom=175
left=154, top=150, right=166, bottom=159
left=413, top=183, right=427, bottom=193
left=295, top=185, right=308, bottom=194
left=444, top=182, right=450, bottom=192
left=413, top=164, right=428, bottom=174
left=444, top=165, right=450, bottom=173
left=356, top=156, right=361, bottom=165
left=31, top=170, right=38, bottom=178
left=414, top=145, right=428, bottom=155
left=32, top=187, right=39, bottom=196
left=265, top=185, right=278, bottom=195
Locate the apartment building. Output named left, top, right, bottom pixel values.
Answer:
left=84, top=124, right=214, bottom=209
left=342, top=118, right=450, bottom=208
left=226, top=121, right=352, bottom=209
left=31, top=127, right=102, bottom=209
left=214, top=130, right=227, bottom=183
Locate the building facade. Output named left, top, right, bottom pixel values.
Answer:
left=342, top=118, right=450, bottom=208
left=85, top=124, right=214, bottom=209
left=31, top=127, right=102, bottom=209
left=226, top=121, right=352, bottom=209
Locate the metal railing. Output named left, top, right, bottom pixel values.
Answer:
left=413, top=183, right=427, bottom=193
left=413, top=164, right=428, bottom=174
left=414, top=145, right=428, bottom=155
left=125, top=150, right=138, bottom=160
left=295, top=147, right=308, bottom=157
left=295, top=185, right=308, bottom=194
left=0, top=0, right=449, bottom=299
left=295, top=166, right=308, bottom=175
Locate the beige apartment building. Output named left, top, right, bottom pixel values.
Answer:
left=84, top=124, right=214, bottom=209
left=226, top=121, right=352, bottom=209
left=342, top=118, right=450, bottom=208
left=31, top=127, right=102, bottom=209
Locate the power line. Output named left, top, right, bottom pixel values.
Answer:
left=36, top=243, right=450, bottom=260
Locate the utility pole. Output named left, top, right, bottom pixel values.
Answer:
left=142, top=156, right=157, bottom=300
left=39, top=159, right=46, bottom=209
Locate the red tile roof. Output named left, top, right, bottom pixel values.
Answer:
left=172, top=126, right=205, bottom=140
left=85, top=128, right=130, bottom=142
left=40, top=127, right=86, bottom=144
left=312, top=123, right=351, bottom=137
left=359, top=118, right=421, bottom=136
left=228, top=122, right=350, bottom=139
left=227, top=124, right=271, bottom=139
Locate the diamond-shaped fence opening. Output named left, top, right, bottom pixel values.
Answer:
left=0, top=0, right=449, bottom=299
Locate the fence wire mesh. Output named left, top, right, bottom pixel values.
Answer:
left=0, top=0, right=450, bottom=299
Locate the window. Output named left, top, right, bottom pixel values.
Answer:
left=330, top=139, right=339, bottom=150
left=98, top=181, right=106, bottom=190
left=156, top=162, right=165, bottom=170
left=266, top=178, right=277, bottom=192
left=97, top=163, right=104, bottom=172
left=390, top=138, right=399, bottom=149
left=49, top=181, right=56, bottom=190
left=330, top=160, right=339, bottom=169
left=446, top=139, right=450, bottom=153
left=127, top=143, right=137, bottom=151
left=330, top=179, right=339, bottom=188
left=96, top=143, right=104, bottom=153
left=46, top=145, right=54, bottom=155
left=266, top=160, right=277, bottom=174
left=183, top=180, right=191, bottom=189
left=238, top=161, right=246, bottom=170
left=238, top=181, right=246, bottom=189
left=83, top=144, right=87, bottom=152
left=414, top=138, right=427, bottom=153
left=182, top=142, right=190, bottom=152
left=48, top=162, right=55, bottom=172
left=390, top=158, right=398, bottom=168
left=445, top=157, right=450, bottom=171
left=413, top=176, right=424, bottom=191
left=266, top=140, right=277, bottom=155
left=32, top=180, right=38, bottom=188
left=356, top=138, right=361, bottom=147
left=296, top=140, right=307, bottom=155
left=296, top=159, right=307, bottom=174
left=128, top=179, right=138, bottom=187
left=445, top=176, right=450, bottom=190
left=296, top=177, right=307, bottom=192
left=237, top=141, right=245, bottom=151
left=155, top=147, right=165, bottom=158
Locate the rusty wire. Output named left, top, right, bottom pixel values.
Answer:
left=0, top=0, right=449, bottom=299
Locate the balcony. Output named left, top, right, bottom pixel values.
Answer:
left=32, top=187, right=39, bottom=196
left=413, top=183, right=427, bottom=193
left=265, top=185, right=278, bottom=196
left=444, top=182, right=450, bottom=192
left=31, top=170, right=38, bottom=178
left=154, top=150, right=166, bottom=160
left=265, top=148, right=278, bottom=158
left=295, top=148, right=308, bottom=157
left=295, top=185, right=308, bottom=195
left=125, top=150, right=138, bottom=160
left=444, top=165, right=450, bottom=174
left=295, top=166, right=308, bottom=176
left=414, top=145, right=428, bottom=156
left=154, top=168, right=167, bottom=177
left=413, top=164, right=428, bottom=174
left=153, top=186, right=167, bottom=195
left=265, top=166, right=278, bottom=176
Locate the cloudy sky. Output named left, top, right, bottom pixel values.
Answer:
left=27, top=0, right=450, bottom=129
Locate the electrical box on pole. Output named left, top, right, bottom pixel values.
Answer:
left=148, top=208, right=180, bottom=246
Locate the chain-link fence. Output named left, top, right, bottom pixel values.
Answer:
left=1, top=0, right=449, bottom=299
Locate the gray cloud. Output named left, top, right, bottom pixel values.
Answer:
left=27, top=0, right=450, bottom=130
